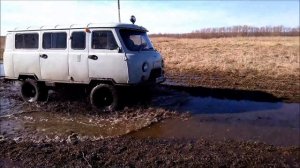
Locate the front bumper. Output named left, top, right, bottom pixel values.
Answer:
left=147, top=67, right=165, bottom=84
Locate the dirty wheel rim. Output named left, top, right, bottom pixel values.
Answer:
left=93, top=88, right=114, bottom=109
left=22, top=82, right=37, bottom=101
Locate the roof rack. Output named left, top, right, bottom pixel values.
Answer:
left=87, top=23, right=93, bottom=27
left=8, top=23, right=147, bottom=32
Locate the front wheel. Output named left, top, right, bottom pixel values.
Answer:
left=90, top=84, right=118, bottom=112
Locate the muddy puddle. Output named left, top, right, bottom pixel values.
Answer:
left=130, top=96, right=300, bottom=147
left=0, top=79, right=299, bottom=147
left=0, top=111, right=159, bottom=142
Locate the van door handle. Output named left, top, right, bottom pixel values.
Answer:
left=40, top=54, right=48, bottom=59
left=88, top=55, right=98, bottom=60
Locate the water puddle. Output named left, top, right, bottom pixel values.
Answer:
left=130, top=96, right=300, bottom=147
left=0, top=110, right=164, bottom=142
left=0, top=80, right=299, bottom=146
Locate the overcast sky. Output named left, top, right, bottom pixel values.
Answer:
left=1, top=0, right=299, bottom=35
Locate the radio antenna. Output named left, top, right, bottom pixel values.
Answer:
left=118, top=0, right=121, bottom=23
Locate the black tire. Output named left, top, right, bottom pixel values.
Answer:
left=21, top=79, right=48, bottom=102
left=90, top=84, right=118, bottom=112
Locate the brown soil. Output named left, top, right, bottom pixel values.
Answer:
left=164, top=70, right=300, bottom=102
left=0, top=36, right=299, bottom=166
left=1, top=78, right=300, bottom=167
left=1, top=138, right=299, bottom=168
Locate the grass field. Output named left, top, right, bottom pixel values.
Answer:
left=152, top=36, right=299, bottom=78
left=1, top=36, right=299, bottom=77
left=152, top=36, right=300, bottom=101
left=0, top=36, right=299, bottom=100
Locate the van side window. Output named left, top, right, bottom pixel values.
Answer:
left=43, top=32, right=67, bottom=49
left=92, top=31, right=118, bottom=50
left=71, top=32, right=86, bottom=50
left=15, top=33, right=38, bottom=49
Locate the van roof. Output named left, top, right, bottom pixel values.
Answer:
left=8, top=22, right=148, bottom=32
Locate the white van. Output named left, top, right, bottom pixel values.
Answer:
left=3, top=22, right=165, bottom=111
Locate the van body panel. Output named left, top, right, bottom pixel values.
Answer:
left=13, top=50, right=41, bottom=79
left=126, top=51, right=163, bottom=84
left=4, top=23, right=164, bottom=85
left=88, top=29, right=128, bottom=84
left=88, top=51, right=128, bottom=83
left=3, top=33, right=15, bottom=78
left=68, top=30, right=89, bottom=83
left=39, top=50, right=69, bottom=81
left=39, top=30, right=69, bottom=81
left=11, top=31, right=41, bottom=79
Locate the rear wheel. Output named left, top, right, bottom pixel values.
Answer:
left=90, top=84, right=118, bottom=112
left=21, top=79, right=48, bottom=102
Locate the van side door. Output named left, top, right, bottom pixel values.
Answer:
left=88, top=29, right=128, bottom=83
left=40, top=30, right=69, bottom=81
left=12, top=32, right=41, bottom=79
left=68, top=30, right=89, bottom=83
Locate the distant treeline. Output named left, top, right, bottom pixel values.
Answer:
left=150, top=25, right=300, bottom=38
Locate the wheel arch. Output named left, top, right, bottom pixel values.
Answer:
left=18, top=74, right=39, bottom=81
left=88, top=78, right=116, bottom=87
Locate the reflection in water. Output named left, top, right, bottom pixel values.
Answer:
left=0, top=111, right=157, bottom=141
left=131, top=97, right=300, bottom=147
left=1, top=82, right=299, bottom=146
left=179, top=96, right=283, bottom=114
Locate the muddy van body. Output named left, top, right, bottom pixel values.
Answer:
left=3, top=23, right=165, bottom=111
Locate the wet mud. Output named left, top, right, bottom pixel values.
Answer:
left=165, top=70, right=300, bottom=102
left=1, top=138, right=299, bottom=167
left=131, top=92, right=300, bottom=146
left=0, top=78, right=299, bottom=167
left=0, top=79, right=188, bottom=143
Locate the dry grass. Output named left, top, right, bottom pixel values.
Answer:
left=0, top=36, right=299, bottom=78
left=152, top=36, right=300, bottom=78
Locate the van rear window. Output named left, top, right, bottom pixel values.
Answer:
left=15, top=33, right=39, bottom=49
left=43, top=32, right=67, bottom=49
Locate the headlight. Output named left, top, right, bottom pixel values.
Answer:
left=142, top=62, right=149, bottom=72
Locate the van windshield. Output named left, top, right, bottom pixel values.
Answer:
left=119, top=29, right=154, bottom=51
